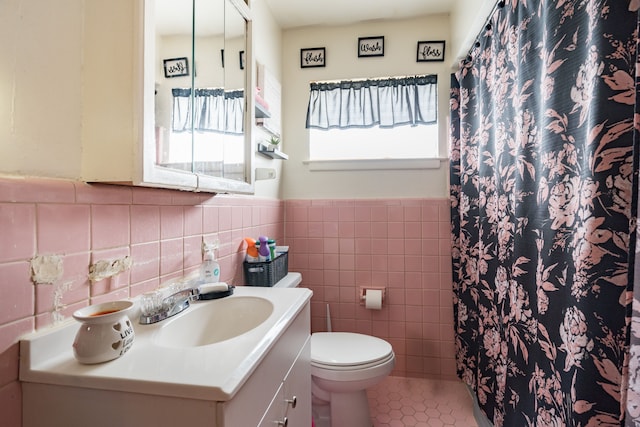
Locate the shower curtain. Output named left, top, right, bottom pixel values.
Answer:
left=449, top=1, right=640, bottom=426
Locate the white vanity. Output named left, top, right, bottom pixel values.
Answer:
left=19, top=286, right=312, bottom=427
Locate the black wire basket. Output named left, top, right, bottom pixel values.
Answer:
left=243, top=252, right=289, bottom=287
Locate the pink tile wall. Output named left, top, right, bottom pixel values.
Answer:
left=285, top=198, right=456, bottom=381
left=0, top=177, right=284, bottom=427
left=0, top=178, right=458, bottom=426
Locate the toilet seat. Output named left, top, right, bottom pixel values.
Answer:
left=311, top=332, right=394, bottom=370
left=312, top=352, right=395, bottom=371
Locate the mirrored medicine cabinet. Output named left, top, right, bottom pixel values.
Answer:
left=142, top=0, right=254, bottom=193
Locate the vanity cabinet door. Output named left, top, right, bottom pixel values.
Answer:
left=258, top=337, right=311, bottom=427
left=218, top=303, right=311, bottom=427
left=258, top=382, right=286, bottom=427
left=283, top=337, right=311, bottom=426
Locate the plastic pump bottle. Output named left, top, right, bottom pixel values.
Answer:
left=257, top=236, right=271, bottom=262
left=200, top=245, right=220, bottom=283
left=268, top=239, right=276, bottom=260
left=244, top=237, right=259, bottom=262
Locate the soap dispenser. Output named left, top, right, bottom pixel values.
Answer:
left=200, top=244, right=220, bottom=283
left=257, top=236, right=271, bottom=262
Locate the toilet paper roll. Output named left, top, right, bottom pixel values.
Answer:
left=365, top=289, right=383, bottom=310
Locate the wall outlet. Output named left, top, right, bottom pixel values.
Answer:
left=255, top=167, right=276, bottom=180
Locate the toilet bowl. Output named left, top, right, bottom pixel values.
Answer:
left=274, top=273, right=395, bottom=427
left=310, top=332, right=395, bottom=427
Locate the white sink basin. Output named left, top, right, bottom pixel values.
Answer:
left=154, top=296, right=274, bottom=347
left=19, top=285, right=312, bottom=401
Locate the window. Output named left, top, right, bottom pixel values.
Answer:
left=310, top=124, right=438, bottom=160
left=306, top=75, right=438, bottom=164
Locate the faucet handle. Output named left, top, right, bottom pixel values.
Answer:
left=139, top=288, right=196, bottom=325
left=163, top=288, right=195, bottom=306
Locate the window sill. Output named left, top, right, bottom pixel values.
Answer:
left=303, top=158, right=447, bottom=171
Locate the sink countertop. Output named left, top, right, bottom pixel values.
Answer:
left=19, top=286, right=312, bottom=402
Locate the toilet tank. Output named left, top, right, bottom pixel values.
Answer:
left=272, top=272, right=302, bottom=288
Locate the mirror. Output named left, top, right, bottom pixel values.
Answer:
left=219, top=0, right=247, bottom=181
left=152, top=0, right=251, bottom=192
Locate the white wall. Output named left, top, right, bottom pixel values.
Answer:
left=0, top=0, right=84, bottom=178
left=449, top=0, right=497, bottom=67
left=0, top=0, right=494, bottom=200
left=280, top=15, right=452, bottom=199
left=250, top=0, right=285, bottom=199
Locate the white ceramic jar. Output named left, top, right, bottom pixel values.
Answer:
left=72, top=300, right=135, bottom=364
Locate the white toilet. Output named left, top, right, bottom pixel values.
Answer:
left=275, top=273, right=396, bottom=427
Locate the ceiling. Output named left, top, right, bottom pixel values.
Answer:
left=157, top=0, right=465, bottom=35
left=261, top=0, right=461, bottom=29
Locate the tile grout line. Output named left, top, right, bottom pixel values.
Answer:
left=367, top=376, right=479, bottom=427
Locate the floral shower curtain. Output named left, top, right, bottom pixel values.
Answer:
left=449, top=1, right=640, bottom=426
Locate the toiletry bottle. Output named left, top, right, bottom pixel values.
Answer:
left=200, top=245, right=220, bottom=283
left=258, top=236, right=271, bottom=262
left=244, top=237, right=259, bottom=262
left=268, top=239, right=277, bottom=260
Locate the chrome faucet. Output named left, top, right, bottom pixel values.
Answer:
left=139, top=288, right=197, bottom=325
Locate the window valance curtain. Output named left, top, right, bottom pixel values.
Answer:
left=172, top=88, right=244, bottom=135
left=306, top=75, right=437, bottom=130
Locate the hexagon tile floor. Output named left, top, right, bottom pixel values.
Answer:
left=367, top=376, right=478, bottom=427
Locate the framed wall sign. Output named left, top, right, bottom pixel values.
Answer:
left=300, top=47, right=326, bottom=68
left=358, top=36, right=384, bottom=57
left=416, top=41, right=446, bottom=62
left=163, top=57, right=189, bottom=78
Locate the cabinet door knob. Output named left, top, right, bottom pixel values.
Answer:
left=277, top=417, right=288, bottom=426
left=286, top=396, right=297, bottom=409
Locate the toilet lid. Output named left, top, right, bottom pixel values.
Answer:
left=311, top=332, right=393, bottom=367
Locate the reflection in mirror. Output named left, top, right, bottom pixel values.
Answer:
left=153, top=0, right=247, bottom=183
left=154, top=0, right=195, bottom=173
left=192, top=0, right=227, bottom=178
left=221, top=0, right=247, bottom=182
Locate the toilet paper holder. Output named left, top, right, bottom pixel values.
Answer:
left=359, top=286, right=386, bottom=305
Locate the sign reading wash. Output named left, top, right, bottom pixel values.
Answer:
left=358, top=36, right=384, bottom=57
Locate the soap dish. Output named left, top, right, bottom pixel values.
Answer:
left=198, top=285, right=235, bottom=300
